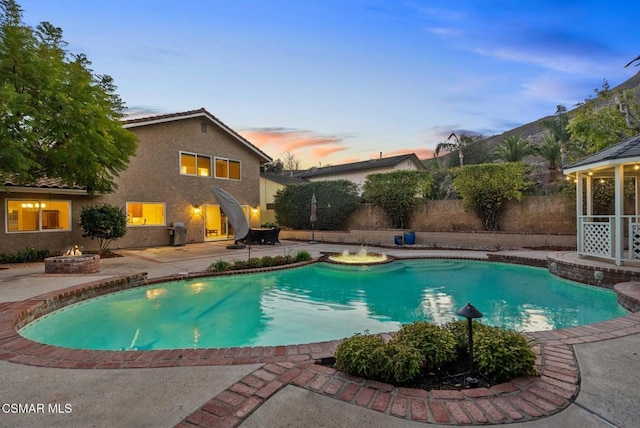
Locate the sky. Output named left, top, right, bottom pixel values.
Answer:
left=15, top=0, right=640, bottom=168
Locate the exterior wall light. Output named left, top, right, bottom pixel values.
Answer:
left=193, top=204, right=201, bottom=215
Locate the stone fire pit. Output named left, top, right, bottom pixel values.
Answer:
left=45, top=254, right=100, bottom=274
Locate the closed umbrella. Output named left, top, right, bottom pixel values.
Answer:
left=310, top=193, right=318, bottom=243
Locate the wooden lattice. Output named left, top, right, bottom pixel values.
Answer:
left=582, top=222, right=612, bottom=258
left=631, top=223, right=640, bottom=259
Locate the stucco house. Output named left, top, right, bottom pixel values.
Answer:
left=294, top=153, right=425, bottom=191
left=1, top=108, right=271, bottom=254
left=259, top=172, right=308, bottom=224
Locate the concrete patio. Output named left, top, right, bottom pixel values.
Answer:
left=0, top=241, right=638, bottom=427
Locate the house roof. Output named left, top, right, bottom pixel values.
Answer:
left=261, top=172, right=308, bottom=186
left=295, top=153, right=424, bottom=179
left=122, top=108, right=272, bottom=163
left=2, top=177, right=88, bottom=195
left=564, top=134, right=640, bottom=173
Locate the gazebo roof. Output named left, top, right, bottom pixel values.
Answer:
left=564, top=134, right=640, bottom=173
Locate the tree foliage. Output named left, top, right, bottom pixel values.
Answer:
left=0, top=0, right=137, bottom=194
left=453, top=163, right=532, bottom=231
left=566, top=81, right=640, bottom=154
left=79, top=203, right=127, bottom=254
left=435, top=132, right=487, bottom=168
left=493, top=135, right=534, bottom=163
left=273, top=180, right=359, bottom=230
left=536, top=134, right=562, bottom=181
left=362, top=170, right=433, bottom=229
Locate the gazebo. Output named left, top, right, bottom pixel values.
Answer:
left=563, top=134, right=640, bottom=265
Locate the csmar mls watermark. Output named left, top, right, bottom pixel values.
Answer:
left=2, top=403, right=72, bottom=414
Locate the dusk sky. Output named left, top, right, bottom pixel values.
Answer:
left=17, top=1, right=640, bottom=167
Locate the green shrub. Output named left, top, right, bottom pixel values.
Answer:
left=208, top=259, right=231, bottom=272
left=260, top=256, right=276, bottom=267
left=273, top=180, right=359, bottom=230
left=474, top=326, right=537, bottom=383
left=384, top=341, right=424, bottom=383
left=247, top=257, right=264, bottom=268
left=0, top=246, right=51, bottom=264
left=294, top=250, right=312, bottom=262
left=272, top=255, right=287, bottom=266
left=79, top=203, right=127, bottom=254
left=443, top=319, right=491, bottom=355
left=335, top=321, right=537, bottom=387
left=393, top=321, right=456, bottom=371
left=232, top=260, right=248, bottom=270
left=334, top=333, right=389, bottom=379
left=261, top=222, right=278, bottom=228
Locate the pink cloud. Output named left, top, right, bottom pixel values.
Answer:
left=311, top=145, right=348, bottom=158
left=238, top=128, right=353, bottom=168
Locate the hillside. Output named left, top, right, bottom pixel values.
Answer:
left=480, top=71, right=640, bottom=151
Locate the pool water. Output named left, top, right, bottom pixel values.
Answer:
left=20, top=260, right=628, bottom=350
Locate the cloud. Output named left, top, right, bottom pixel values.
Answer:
left=240, top=127, right=347, bottom=152
left=239, top=127, right=351, bottom=166
left=312, top=145, right=348, bottom=158
left=123, top=46, right=187, bottom=64
left=123, top=105, right=169, bottom=118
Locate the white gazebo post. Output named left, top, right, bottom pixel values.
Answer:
left=576, top=173, right=584, bottom=254
left=614, top=164, right=624, bottom=265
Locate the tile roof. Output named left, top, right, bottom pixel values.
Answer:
left=122, top=108, right=272, bottom=163
left=295, top=153, right=424, bottom=178
left=260, top=172, right=308, bottom=186
left=2, top=176, right=87, bottom=193
left=565, top=133, right=640, bottom=170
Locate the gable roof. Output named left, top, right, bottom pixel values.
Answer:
left=295, top=153, right=424, bottom=179
left=122, top=108, right=272, bottom=163
left=564, top=134, right=640, bottom=173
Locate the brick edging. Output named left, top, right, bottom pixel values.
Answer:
left=179, top=342, right=580, bottom=426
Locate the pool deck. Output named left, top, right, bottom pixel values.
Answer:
left=0, top=241, right=639, bottom=427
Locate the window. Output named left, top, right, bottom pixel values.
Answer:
left=215, top=157, right=241, bottom=180
left=6, top=199, right=71, bottom=232
left=126, top=202, right=166, bottom=226
left=180, top=152, right=211, bottom=177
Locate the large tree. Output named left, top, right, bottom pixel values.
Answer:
left=566, top=80, right=640, bottom=154
left=453, top=162, right=532, bottom=231
left=362, top=170, right=433, bottom=229
left=0, top=0, right=137, bottom=194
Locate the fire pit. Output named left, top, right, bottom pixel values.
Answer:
left=45, top=254, right=100, bottom=274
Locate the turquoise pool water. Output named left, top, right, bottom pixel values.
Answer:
left=20, top=260, right=628, bottom=350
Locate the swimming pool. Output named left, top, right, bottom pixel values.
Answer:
left=20, top=259, right=628, bottom=350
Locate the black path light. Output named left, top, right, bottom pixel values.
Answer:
left=457, top=302, right=483, bottom=385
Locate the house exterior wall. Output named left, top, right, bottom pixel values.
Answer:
left=0, top=191, right=88, bottom=254
left=1, top=115, right=267, bottom=254
left=259, top=177, right=284, bottom=225
left=99, top=117, right=264, bottom=249
left=304, top=162, right=420, bottom=191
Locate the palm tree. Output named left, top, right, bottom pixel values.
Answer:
left=493, top=135, right=534, bottom=163
left=435, top=132, right=464, bottom=167
left=536, top=134, right=562, bottom=182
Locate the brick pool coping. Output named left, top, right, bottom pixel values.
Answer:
left=1, top=256, right=640, bottom=425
